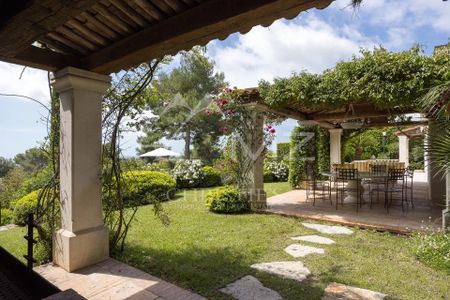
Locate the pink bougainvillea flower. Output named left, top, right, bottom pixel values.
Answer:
left=267, top=124, right=272, bottom=129
left=219, top=126, right=228, bottom=133
left=270, top=128, right=276, bottom=134
left=226, top=109, right=233, bottom=115
left=206, top=110, right=212, bottom=116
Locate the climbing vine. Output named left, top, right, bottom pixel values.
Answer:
left=259, top=46, right=450, bottom=112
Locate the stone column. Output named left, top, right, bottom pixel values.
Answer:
left=242, top=110, right=266, bottom=209
left=427, top=120, right=446, bottom=208
left=52, top=67, right=111, bottom=272
left=398, top=135, right=409, bottom=167
left=444, top=171, right=450, bottom=229
left=329, top=128, right=342, bottom=164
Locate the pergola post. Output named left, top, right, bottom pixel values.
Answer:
left=444, top=171, right=450, bottom=229
left=52, top=67, right=111, bottom=272
left=243, top=110, right=267, bottom=209
left=427, top=121, right=447, bottom=209
left=329, top=128, right=342, bottom=164
left=398, top=135, right=409, bottom=167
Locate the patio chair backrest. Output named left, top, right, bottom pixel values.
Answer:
left=337, top=168, right=358, bottom=180
left=405, top=166, right=414, bottom=178
left=388, top=168, right=405, bottom=181
left=332, top=163, right=354, bottom=171
left=370, top=164, right=387, bottom=175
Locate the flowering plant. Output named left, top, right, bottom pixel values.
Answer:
left=172, top=159, right=203, bottom=188
left=206, top=88, right=276, bottom=145
left=265, top=160, right=289, bottom=181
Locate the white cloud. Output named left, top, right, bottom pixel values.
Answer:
left=0, top=62, right=50, bottom=104
left=335, top=0, right=450, bottom=38
left=208, top=14, right=374, bottom=88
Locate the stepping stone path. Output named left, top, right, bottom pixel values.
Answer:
left=302, top=223, right=353, bottom=235
left=284, top=243, right=324, bottom=258
left=291, top=235, right=335, bottom=245
left=220, top=275, right=282, bottom=300
left=323, top=282, right=388, bottom=300
left=251, top=261, right=311, bottom=282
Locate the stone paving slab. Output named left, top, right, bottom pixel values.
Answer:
left=220, top=275, right=282, bottom=300
left=35, top=259, right=205, bottom=300
left=323, top=282, right=388, bottom=300
left=291, top=235, right=335, bottom=245
left=284, top=243, right=325, bottom=258
left=251, top=261, right=311, bottom=282
left=302, top=223, right=353, bottom=235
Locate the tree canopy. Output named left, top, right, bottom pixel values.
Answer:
left=259, top=46, right=450, bottom=112
left=139, top=47, right=226, bottom=161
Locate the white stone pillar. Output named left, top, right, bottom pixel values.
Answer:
left=444, top=171, right=450, bottom=229
left=329, top=128, right=342, bottom=164
left=52, top=67, right=111, bottom=272
left=398, top=135, right=409, bottom=167
left=242, top=110, right=266, bottom=209
left=427, top=120, right=446, bottom=208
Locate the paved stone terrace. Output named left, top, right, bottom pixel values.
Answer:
left=265, top=173, right=442, bottom=233
left=35, top=258, right=205, bottom=300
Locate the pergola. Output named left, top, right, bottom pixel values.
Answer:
left=0, top=0, right=337, bottom=273
left=238, top=88, right=447, bottom=223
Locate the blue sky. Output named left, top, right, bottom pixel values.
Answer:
left=0, top=0, right=449, bottom=158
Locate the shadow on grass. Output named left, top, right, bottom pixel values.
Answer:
left=114, top=243, right=325, bottom=300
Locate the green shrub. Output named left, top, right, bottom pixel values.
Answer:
left=413, top=231, right=450, bottom=273
left=276, top=142, right=290, bottom=161
left=123, top=170, right=177, bottom=204
left=200, top=166, right=222, bottom=187
left=12, top=190, right=40, bottom=225
left=0, top=208, right=13, bottom=225
left=206, top=186, right=250, bottom=213
left=263, top=169, right=275, bottom=183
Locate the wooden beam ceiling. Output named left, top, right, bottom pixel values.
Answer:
left=0, top=46, right=81, bottom=71
left=310, top=104, right=417, bottom=121
left=81, top=0, right=333, bottom=73
left=0, top=0, right=103, bottom=58
left=362, top=120, right=428, bottom=129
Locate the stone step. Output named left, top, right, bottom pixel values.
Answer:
left=284, top=243, right=325, bottom=258
left=302, top=223, right=353, bottom=235
left=251, top=261, right=311, bottom=282
left=220, top=275, right=282, bottom=300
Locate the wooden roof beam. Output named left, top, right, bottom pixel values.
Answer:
left=81, top=0, right=333, bottom=74
left=362, top=120, right=428, bottom=129
left=246, top=102, right=334, bottom=129
left=0, top=46, right=81, bottom=71
left=311, top=106, right=417, bottom=121
left=0, top=0, right=103, bottom=58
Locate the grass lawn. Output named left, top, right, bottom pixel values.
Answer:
left=1, top=182, right=448, bottom=299
left=115, top=182, right=449, bottom=299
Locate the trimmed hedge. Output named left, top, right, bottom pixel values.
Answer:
left=13, top=190, right=40, bottom=225
left=288, top=125, right=329, bottom=188
left=0, top=208, right=13, bottom=226
left=123, top=170, right=177, bottom=204
left=276, top=142, right=290, bottom=161
left=206, top=186, right=250, bottom=213
left=200, top=166, right=222, bottom=187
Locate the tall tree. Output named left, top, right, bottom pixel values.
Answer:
left=0, top=157, right=14, bottom=177
left=139, top=47, right=226, bottom=161
left=14, top=147, right=48, bottom=174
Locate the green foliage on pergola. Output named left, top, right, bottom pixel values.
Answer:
left=259, top=47, right=450, bottom=113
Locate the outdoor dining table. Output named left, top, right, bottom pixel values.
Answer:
left=321, top=171, right=389, bottom=204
